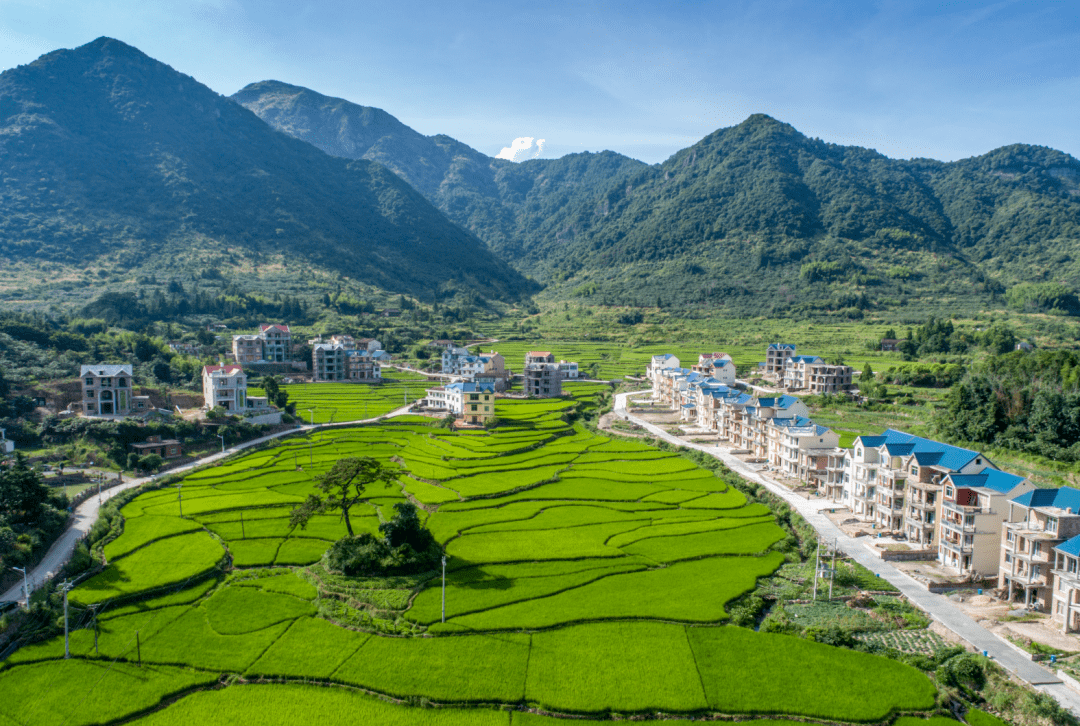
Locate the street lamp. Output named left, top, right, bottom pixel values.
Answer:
left=306, top=409, right=315, bottom=426
left=441, top=555, right=447, bottom=623
left=10, top=566, right=28, bottom=609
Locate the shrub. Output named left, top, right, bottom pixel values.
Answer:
left=936, top=652, right=986, bottom=691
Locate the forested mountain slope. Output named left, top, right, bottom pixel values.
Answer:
left=236, top=82, right=1080, bottom=316
left=0, top=39, right=530, bottom=302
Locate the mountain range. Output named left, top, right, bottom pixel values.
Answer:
left=3, top=37, right=1080, bottom=317
left=0, top=38, right=529, bottom=303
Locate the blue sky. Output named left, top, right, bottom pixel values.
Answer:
left=1, top=0, right=1077, bottom=164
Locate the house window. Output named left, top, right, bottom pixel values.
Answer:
left=85, top=378, right=94, bottom=387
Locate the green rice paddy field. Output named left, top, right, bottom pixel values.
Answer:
left=251, top=371, right=432, bottom=423
left=1, top=384, right=946, bottom=725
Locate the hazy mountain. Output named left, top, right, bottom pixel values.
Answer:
left=0, top=38, right=530, bottom=302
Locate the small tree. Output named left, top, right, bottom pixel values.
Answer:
left=290, top=457, right=396, bottom=536
left=139, top=454, right=163, bottom=472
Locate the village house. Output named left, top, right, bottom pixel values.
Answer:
left=424, top=381, right=496, bottom=424
left=842, top=431, right=994, bottom=536
left=781, top=355, right=823, bottom=389
left=691, top=353, right=736, bottom=384
left=806, top=362, right=855, bottom=394
left=881, top=339, right=900, bottom=352
left=312, top=342, right=381, bottom=383
left=558, top=361, right=580, bottom=379
left=648, top=354, right=681, bottom=395
left=231, top=324, right=292, bottom=364
left=429, top=339, right=456, bottom=350
left=764, top=343, right=796, bottom=379
left=1001, top=488, right=1080, bottom=611
left=129, top=435, right=182, bottom=459
left=938, top=470, right=1032, bottom=576
left=524, top=352, right=564, bottom=398
left=81, top=364, right=151, bottom=417
left=202, top=364, right=248, bottom=411
left=1050, top=533, right=1080, bottom=632
left=766, top=418, right=840, bottom=483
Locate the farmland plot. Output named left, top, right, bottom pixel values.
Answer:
left=1, top=389, right=939, bottom=723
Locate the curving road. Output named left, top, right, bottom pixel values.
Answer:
left=613, top=390, right=1080, bottom=714
left=2, top=404, right=415, bottom=606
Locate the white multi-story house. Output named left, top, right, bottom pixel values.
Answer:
left=843, top=430, right=994, bottom=535
left=764, top=344, right=796, bottom=378
left=558, top=361, right=580, bottom=379
left=441, top=348, right=509, bottom=389
left=425, top=381, right=496, bottom=424
left=782, top=355, right=824, bottom=389
left=938, top=470, right=1032, bottom=576
left=691, top=354, right=737, bottom=384
left=766, top=418, right=840, bottom=482
left=1001, top=487, right=1080, bottom=611
left=81, top=364, right=150, bottom=417
left=1050, top=530, right=1080, bottom=632
left=202, top=365, right=248, bottom=411
left=648, top=354, right=681, bottom=394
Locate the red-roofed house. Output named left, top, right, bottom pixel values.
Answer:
left=232, top=324, right=292, bottom=363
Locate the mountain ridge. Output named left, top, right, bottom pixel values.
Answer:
left=0, top=38, right=530, bottom=302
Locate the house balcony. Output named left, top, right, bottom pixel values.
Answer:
left=908, top=499, right=937, bottom=511
left=939, top=537, right=973, bottom=555
left=877, top=501, right=905, bottom=516
left=1006, top=569, right=1049, bottom=587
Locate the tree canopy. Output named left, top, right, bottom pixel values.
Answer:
left=290, top=456, right=397, bottom=536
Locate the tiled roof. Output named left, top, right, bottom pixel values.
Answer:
left=203, top=365, right=243, bottom=375
left=1057, top=534, right=1080, bottom=557
left=1010, top=487, right=1080, bottom=512
left=869, top=429, right=982, bottom=472
left=767, top=343, right=796, bottom=351
left=948, top=469, right=1026, bottom=494
left=80, top=364, right=132, bottom=377
left=789, top=355, right=822, bottom=364
left=884, top=443, right=915, bottom=456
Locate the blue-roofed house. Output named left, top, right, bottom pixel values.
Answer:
left=782, top=355, right=824, bottom=389
left=1001, top=487, right=1080, bottom=611
left=766, top=416, right=841, bottom=486
left=937, top=470, right=1033, bottom=577
left=764, top=343, right=796, bottom=378
left=1050, top=533, right=1080, bottom=632
left=843, top=429, right=996, bottom=531
left=648, top=354, right=681, bottom=393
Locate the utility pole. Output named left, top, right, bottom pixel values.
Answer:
left=307, top=409, right=315, bottom=426
left=240, top=511, right=246, bottom=539
left=90, top=604, right=99, bottom=655
left=217, top=433, right=225, bottom=454
left=829, top=538, right=837, bottom=600
left=441, top=555, right=447, bottom=623
left=61, top=581, right=73, bottom=659
left=10, top=566, right=28, bottom=609
left=811, top=536, right=821, bottom=600
left=178, top=484, right=183, bottom=518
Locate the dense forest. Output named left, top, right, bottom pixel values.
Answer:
left=937, top=350, right=1080, bottom=461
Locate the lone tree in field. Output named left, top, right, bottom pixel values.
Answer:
left=290, top=457, right=396, bottom=536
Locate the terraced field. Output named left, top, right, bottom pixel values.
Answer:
left=1, top=384, right=944, bottom=725
left=251, top=371, right=432, bottom=424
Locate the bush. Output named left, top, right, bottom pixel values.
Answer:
left=326, top=534, right=390, bottom=576
left=936, top=652, right=986, bottom=691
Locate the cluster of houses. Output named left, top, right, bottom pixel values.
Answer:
left=649, top=346, right=1080, bottom=633
left=420, top=348, right=580, bottom=425
left=308, top=334, right=390, bottom=383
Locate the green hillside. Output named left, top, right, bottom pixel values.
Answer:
left=0, top=39, right=530, bottom=303
left=235, top=82, right=1080, bottom=317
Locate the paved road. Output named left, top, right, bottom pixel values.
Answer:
left=1, top=404, right=415, bottom=606
left=613, top=390, right=1080, bottom=714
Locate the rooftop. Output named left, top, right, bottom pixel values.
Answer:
left=81, top=364, right=132, bottom=377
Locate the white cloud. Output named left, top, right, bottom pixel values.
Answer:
left=495, top=136, right=547, bottom=161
